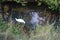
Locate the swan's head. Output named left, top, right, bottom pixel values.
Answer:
left=15, top=18, right=17, bottom=20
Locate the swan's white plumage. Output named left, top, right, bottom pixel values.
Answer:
left=15, top=18, right=25, bottom=24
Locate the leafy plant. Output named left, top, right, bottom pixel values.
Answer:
left=11, top=25, right=21, bottom=35
left=0, top=19, right=9, bottom=32
left=38, top=0, right=60, bottom=11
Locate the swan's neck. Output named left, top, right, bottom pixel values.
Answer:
left=15, top=18, right=17, bottom=20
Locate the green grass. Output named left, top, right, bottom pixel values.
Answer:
left=0, top=15, right=60, bottom=40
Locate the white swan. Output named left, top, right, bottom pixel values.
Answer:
left=15, top=18, right=25, bottom=24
